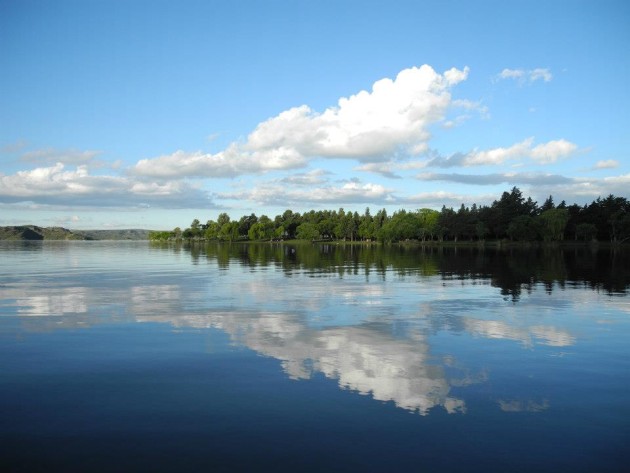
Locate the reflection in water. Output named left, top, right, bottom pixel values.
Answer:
left=140, top=310, right=469, bottom=415
left=130, top=285, right=181, bottom=311
left=498, top=399, right=549, bottom=413
left=176, top=241, right=630, bottom=298
left=2, top=241, right=628, bottom=418
left=17, top=287, right=88, bottom=316
left=462, top=318, right=575, bottom=347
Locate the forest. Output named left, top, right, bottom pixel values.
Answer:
left=149, top=187, right=630, bottom=244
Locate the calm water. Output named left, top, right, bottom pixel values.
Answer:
left=1, top=241, right=628, bottom=472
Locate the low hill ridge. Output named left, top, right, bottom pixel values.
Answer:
left=0, top=226, right=150, bottom=240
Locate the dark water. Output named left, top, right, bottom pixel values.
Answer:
left=1, top=241, right=628, bottom=472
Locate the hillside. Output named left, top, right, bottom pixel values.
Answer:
left=0, top=226, right=151, bottom=240
left=76, top=229, right=150, bottom=240
left=0, top=226, right=85, bottom=240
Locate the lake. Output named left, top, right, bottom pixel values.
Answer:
left=1, top=241, right=628, bottom=472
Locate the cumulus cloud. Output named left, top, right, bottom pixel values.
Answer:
left=219, top=180, right=395, bottom=207
left=426, top=137, right=578, bottom=167
left=247, top=65, right=468, bottom=160
left=0, top=162, right=212, bottom=208
left=133, top=65, right=470, bottom=179
left=133, top=145, right=307, bottom=179
left=496, top=68, right=553, bottom=83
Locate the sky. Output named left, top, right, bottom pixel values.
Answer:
left=1, top=0, right=629, bottom=230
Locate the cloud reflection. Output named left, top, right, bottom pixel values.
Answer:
left=463, top=319, right=575, bottom=347
left=5, top=280, right=578, bottom=416
left=17, top=288, right=88, bottom=316
left=138, top=309, right=469, bottom=415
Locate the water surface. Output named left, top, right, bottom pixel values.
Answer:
left=1, top=241, right=628, bottom=472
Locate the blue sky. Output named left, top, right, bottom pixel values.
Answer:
left=1, top=0, right=628, bottom=230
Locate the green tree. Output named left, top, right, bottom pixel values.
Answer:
left=540, top=195, right=555, bottom=213
left=219, top=221, right=239, bottom=241
left=610, top=210, right=630, bottom=243
left=417, top=208, right=439, bottom=241
left=438, top=206, right=458, bottom=241
left=217, top=212, right=231, bottom=228
left=507, top=215, right=540, bottom=241
left=317, top=219, right=335, bottom=239
left=538, top=208, right=569, bottom=241
left=575, top=223, right=597, bottom=241
left=205, top=220, right=219, bottom=240
left=248, top=217, right=274, bottom=240
left=296, top=222, right=320, bottom=240
left=148, top=231, right=172, bottom=241
left=274, top=225, right=286, bottom=239
left=238, top=213, right=258, bottom=237
left=358, top=217, right=376, bottom=240
left=188, top=218, right=202, bottom=238
left=490, top=187, right=535, bottom=238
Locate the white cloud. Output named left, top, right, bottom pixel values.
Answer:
left=247, top=65, right=464, bottom=161
left=219, top=180, right=394, bottom=207
left=464, top=138, right=535, bottom=166
left=444, top=66, right=470, bottom=86
left=451, top=99, right=489, bottom=118
left=530, top=139, right=578, bottom=164
left=496, top=68, right=553, bottom=83
left=133, top=65, right=470, bottom=178
left=442, top=98, right=489, bottom=129
left=594, top=159, right=619, bottom=170
left=133, top=145, right=307, bottom=179
left=0, top=162, right=212, bottom=208
left=498, top=68, right=525, bottom=80
left=354, top=162, right=402, bottom=179
left=426, top=137, right=579, bottom=167
left=529, top=68, right=553, bottom=82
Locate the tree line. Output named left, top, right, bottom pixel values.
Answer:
left=149, top=187, right=630, bottom=244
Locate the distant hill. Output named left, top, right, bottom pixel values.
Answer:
left=0, top=226, right=151, bottom=240
left=75, top=229, right=151, bottom=240
left=0, top=225, right=85, bottom=240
